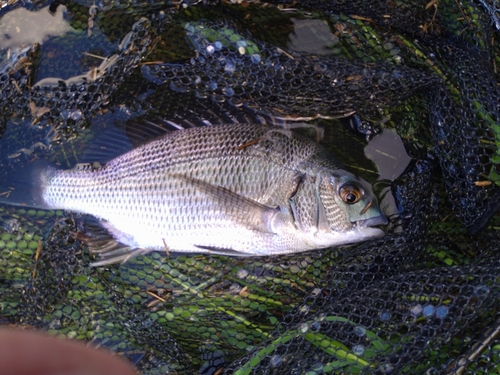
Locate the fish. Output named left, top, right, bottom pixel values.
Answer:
left=0, top=123, right=387, bottom=266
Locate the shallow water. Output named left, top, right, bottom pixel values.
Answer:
left=0, top=1, right=499, bottom=374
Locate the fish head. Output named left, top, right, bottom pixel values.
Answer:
left=332, top=172, right=387, bottom=228
left=294, top=169, right=388, bottom=247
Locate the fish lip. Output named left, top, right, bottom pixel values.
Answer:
left=356, top=215, right=389, bottom=228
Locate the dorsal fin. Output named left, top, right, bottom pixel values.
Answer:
left=77, top=125, right=133, bottom=165
left=124, top=118, right=182, bottom=148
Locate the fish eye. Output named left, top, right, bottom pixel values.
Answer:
left=339, top=184, right=362, bottom=204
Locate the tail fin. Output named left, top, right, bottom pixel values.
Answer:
left=0, top=159, right=53, bottom=209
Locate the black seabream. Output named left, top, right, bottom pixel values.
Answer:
left=1, top=124, right=387, bottom=265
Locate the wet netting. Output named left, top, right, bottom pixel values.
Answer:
left=1, top=0, right=500, bottom=374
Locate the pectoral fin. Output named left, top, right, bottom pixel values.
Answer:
left=174, top=175, right=280, bottom=234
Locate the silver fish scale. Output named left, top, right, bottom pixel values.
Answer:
left=41, top=123, right=383, bottom=258
left=44, top=124, right=336, bottom=206
left=106, top=123, right=333, bottom=178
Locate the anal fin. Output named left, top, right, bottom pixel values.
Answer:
left=80, top=218, right=152, bottom=267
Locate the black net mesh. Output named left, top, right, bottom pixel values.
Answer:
left=1, top=0, right=500, bottom=374
left=141, top=17, right=438, bottom=119
left=426, top=37, right=500, bottom=231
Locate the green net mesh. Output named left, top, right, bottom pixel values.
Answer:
left=1, top=0, right=500, bottom=374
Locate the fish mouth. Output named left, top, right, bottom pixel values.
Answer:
left=357, top=215, right=389, bottom=228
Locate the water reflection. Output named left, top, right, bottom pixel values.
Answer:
left=0, top=6, right=70, bottom=49
left=287, top=18, right=338, bottom=55
left=365, top=128, right=412, bottom=222
left=364, top=128, right=412, bottom=181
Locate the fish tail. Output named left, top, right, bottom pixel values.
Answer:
left=0, top=159, right=54, bottom=209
